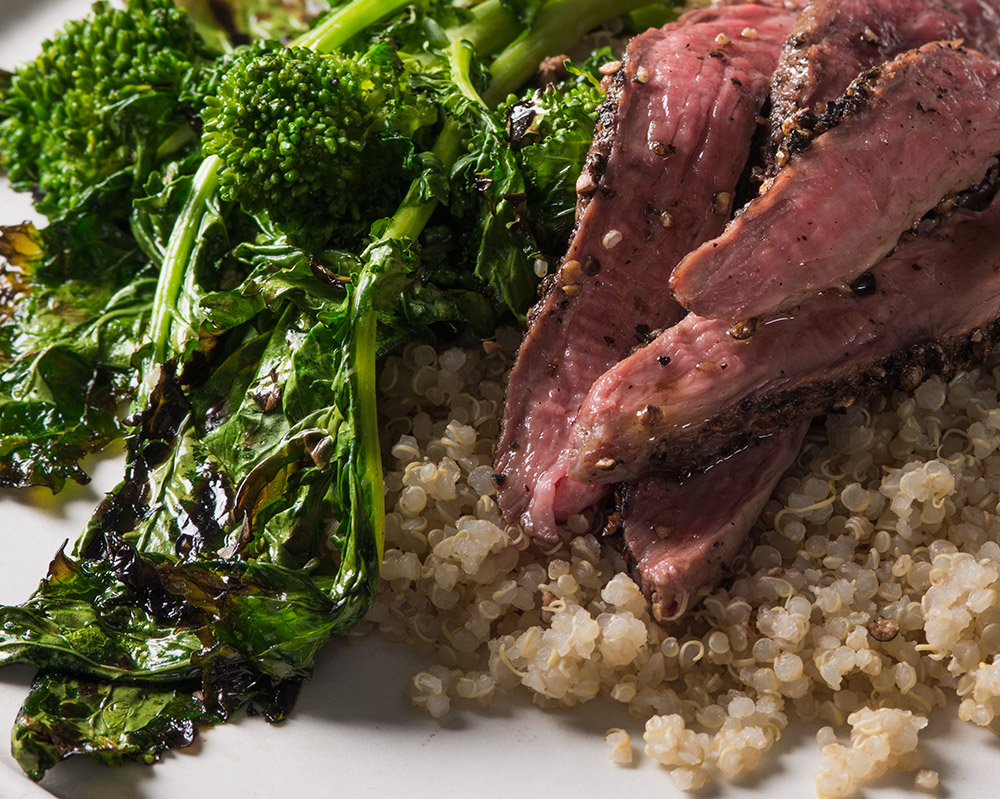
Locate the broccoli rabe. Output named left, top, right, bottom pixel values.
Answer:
left=201, top=41, right=424, bottom=246
left=198, top=0, right=526, bottom=249
left=0, top=0, right=215, bottom=218
left=0, top=0, right=677, bottom=780
left=506, top=51, right=613, bottom=255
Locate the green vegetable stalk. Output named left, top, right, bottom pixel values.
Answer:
left=148, top=154, right=221, bottom=363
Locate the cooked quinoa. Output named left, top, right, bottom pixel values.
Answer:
left=357, top=331, right=1000, bottom=797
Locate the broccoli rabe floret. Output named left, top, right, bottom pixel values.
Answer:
left=200, top=40, right=427, bottom=248
left=0, top=0, right=213, bottom=218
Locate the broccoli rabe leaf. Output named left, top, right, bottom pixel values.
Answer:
left=506, top=51, right=610, bottom=254
left=3, top=531, right=332, bottom=777
left=451, top=126, right=539, bottom=316
left=445, top=47, right=615, bottom=317
left=0, top=218, right=153, bottom=490
left=0, top=541, right=207, bottom=680
left=13, top=674, right=231, bottom=781
left=0, top=230, right=397, bottom=776
left=394, top=284, right=499, bottom=343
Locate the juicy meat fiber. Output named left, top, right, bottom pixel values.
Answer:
left=766, top=0, right=1000, bottom=174
left=621, top=424, right=808, bottom=624
left=494, top=3, right=797, bottom=543
left=670, top=42, right=1000, bottom=324
left=569, top=191, right=1000, bottom=485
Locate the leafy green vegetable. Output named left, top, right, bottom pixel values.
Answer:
left=0, top=217, right=153, bottom=490
left=449, top=47, right=613, bottom=315
left=201, top=40, right=427, bottom=248
left=14, top=675, right=230, bottom=781
left=503, top=49, right=614, bottom=255
left=0, top=0, right=674, bottom=779
left=0, top=0, right=216, bottom=219
left=176, top=0, right=333, bottom=48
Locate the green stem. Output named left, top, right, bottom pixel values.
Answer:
left=296, top=0, right=521, bottom=57
left=484, top=0, right=654, bottom=105
left=350, top=295, right=384, bottom=563
left=450, top=0, right=521, bottom=56
left=148, top=154, right=220, bottom=364
left=381, top=119, right=464, bottom=240
left=446, top=40, right=485, bottom=114
left=154, top=123, right=197, bottom=162
left=292, top=0, right=412, bottom=52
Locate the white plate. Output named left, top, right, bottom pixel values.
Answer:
left=2, top=3, right=1000, bottom=797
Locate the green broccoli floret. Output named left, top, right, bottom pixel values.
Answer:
left=0, top=0, right=214, bottom=219
left=200, top=40, right=416, bottom=247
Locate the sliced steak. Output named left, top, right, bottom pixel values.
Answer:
left=669, top=42, right=1000, bottom=325
left=766, top=0, right=1000, bottom=176
left=621, top=423, right=808, bottom=624
left=494, top=3, right=797, bottom=543
left=568, top=190, right=1000, bottom=484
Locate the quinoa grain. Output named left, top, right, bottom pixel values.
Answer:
left=366, top=335, right=1000, bottom=795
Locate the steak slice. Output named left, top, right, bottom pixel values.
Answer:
left=568, top=190, right=1000, bottom=485
left=494, top=3, right=797, bottom=543
left=766, top=0, right=1000, bottom=176
left=669, top=42, right=1000, bottom=325
left=621, top=423, right=808, bottom=624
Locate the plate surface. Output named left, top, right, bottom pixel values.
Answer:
left=1, top=3, right=1000, bottom=798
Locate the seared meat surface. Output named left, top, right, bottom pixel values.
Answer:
left=670, top=43, right=1000, bottom=324
left=569, top=190, right=1000, bottom=484
left=766, top=0, right=1000, bottom=175
left=495, top=0, right=1000, bottom=623
left=494, top=3, right=797, bottom=543
left=620, top=423, right=808, bottom=624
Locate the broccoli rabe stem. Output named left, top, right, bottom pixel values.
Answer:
left=291, top=0, right=412, bottom=51
left=350, top=275, right=385, bottom=563
left=149, top=154, right=220, bottom=364
left=448, top=0, right=522, bottom=59
left=379, top=40, right=477, bottom=240
left=380, top=123, right=465, bottom=242
left=295, top=0, right=522, bottom=57
left=484, top=0, right=655, bottom=105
